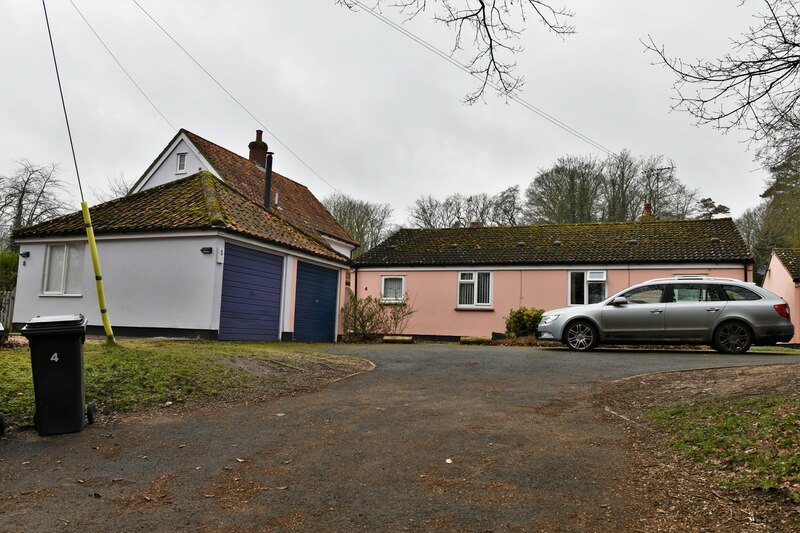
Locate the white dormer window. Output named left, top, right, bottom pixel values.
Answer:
left=176, top=153, right=187, bottom=174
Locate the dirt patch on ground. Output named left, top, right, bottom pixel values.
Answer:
left=593, top=364, right=800, bottom=532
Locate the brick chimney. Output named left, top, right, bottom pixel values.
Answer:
left=469, top=221, right=484, bottom=229
left=248, top=130, right=268, bottom=167
left=641, top=202, right=653, bottom=218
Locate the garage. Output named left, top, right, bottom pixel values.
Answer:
left=219, top=244, right=283, bottom=341
left=294, top=261, right=339, bottom=342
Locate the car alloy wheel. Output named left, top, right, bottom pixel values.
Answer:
left=714, top=321, right=753, bottom=354
left=565, top=320, right=597, bottom=351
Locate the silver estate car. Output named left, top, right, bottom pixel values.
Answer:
left=537, top=277, right=794, bottom=354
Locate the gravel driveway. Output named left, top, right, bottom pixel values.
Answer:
left=1, top=344, right=798, bottom=532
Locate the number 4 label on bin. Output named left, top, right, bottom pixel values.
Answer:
left=50, top=353, right=59, bottom=363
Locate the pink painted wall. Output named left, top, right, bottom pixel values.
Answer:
left=356, top=266, right=749, bottom=338
left=762, top=256, right=799, bottom=343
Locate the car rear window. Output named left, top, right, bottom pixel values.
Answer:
left=721, top=285, right=762, bottom=301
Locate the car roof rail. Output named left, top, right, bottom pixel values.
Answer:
left=644, top=276, right=746, bottom=283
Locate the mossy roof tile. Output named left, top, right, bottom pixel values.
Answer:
left=774, top=248, right=800, bottom=281
left=355, top=219, right=751, bottom=267
left=13, top=172, right=347, bottom=264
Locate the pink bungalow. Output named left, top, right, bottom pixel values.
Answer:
left=762, top=249, right=800, bottom=343
left=354, top=218, right=754, bottom=340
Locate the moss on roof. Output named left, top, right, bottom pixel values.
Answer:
left=774, top=248, right=800, bottom=281
left=355, top=219, right=752, bottom=267
left=13, top=172, right=348, bottom=264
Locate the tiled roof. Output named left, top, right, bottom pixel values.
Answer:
left=182, top=130, right=357, bottom=246
left=774, top=248, right=800, bottom=281
left=355, top=219, right=752, bottom=267
left=13, top=172, right=348, bottom=264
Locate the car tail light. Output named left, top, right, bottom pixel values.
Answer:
left=774, top=303, right=791, bottom=319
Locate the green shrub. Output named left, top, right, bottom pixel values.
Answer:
left=505, top=307, right=544, bottom=338
left=0, top=251, right=18, bottom=292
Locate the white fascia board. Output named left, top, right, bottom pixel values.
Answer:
left=15, top=231, right=217, bottom=244
left=129, top=132, right=220, bottom=194
left=355, top=262, right=747, bottom=272
left=322, top=234, right=356, bottom=248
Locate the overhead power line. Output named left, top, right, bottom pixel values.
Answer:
left=68, top=0, right=175, bottom=131
left=131, top=0, right=339, bottom=193
left=351, top=0, right=617, bottom=157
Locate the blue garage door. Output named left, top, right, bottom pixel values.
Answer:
left=294, top=262, right=339, bottom=342
left=219, top=244, right=283, bottom=341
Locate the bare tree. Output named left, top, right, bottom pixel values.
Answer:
left=599, top=150, right=641, bottom=222
left=409, top=194, right=448, bottom=228
left=339, top=0, right=574, bottom=103
left=490, top=185, right=524, bottom=226
left=91, top=171, right=135, bottom=204
left=322, top=192, right=394, bottom=257
left=637, top=156, right=681, bottom=219
left=736, top=201, right=771, bottom=272
left=0, top=160, right=68, bottom=250
left=524, top=155, right=603, bottom=223
left=409, top=187, right=524, bottom=228
left=646, top=0, right=800, bottom=166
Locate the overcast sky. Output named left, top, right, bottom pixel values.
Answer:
left=1, top=1, right=771, bottom=225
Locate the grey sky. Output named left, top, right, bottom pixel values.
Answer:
left=1, top=1, right=768, bottom=225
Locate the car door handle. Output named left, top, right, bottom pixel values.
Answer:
left=706, top=307, right=720, bottom=312
left=650, top=309, right=663, bottom=314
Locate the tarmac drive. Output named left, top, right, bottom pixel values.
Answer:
left=1, top=344, right=799, bottom=532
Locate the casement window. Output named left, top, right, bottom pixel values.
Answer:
left=176, top=153, right=187, bottom=174
left=381, top=276, right=405, bottom=303
left=43, top=243, right=85, bottom=296
left=569, top=270, right=607, bottom=305
left=458, top=271, right=492, bottom=307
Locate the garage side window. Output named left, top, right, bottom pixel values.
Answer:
left=458, top=271, right=492, bottom=307
left=569, top=271, right=607, bottom=305
left=381, top=276, right=405, bottom=302
left=43, top=243, right=85, bottom=295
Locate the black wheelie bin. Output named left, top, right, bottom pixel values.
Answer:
left=21, top=314, right=95, bottom=436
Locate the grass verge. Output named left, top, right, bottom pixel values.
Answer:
left=651, top=395, right=800, bottom=502
left=0, top=338, right=367, bottom=431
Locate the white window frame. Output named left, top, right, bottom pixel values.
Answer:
left=457, top=271, right=492, bottom=308
left=42, top=243, right=85, bottom=296
left=176, top=152, right=187, bottom=174
left=380, top=276, right=405, bottom=303
left=568, top=270, right=607, bottom=306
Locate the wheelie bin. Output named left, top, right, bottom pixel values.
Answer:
left=21, top=314, right=95, bottom=436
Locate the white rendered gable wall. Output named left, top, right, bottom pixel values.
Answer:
left=138, top=139, right=213, bottom=192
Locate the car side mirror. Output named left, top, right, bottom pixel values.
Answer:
left=612, top=296, right=628, bottom=306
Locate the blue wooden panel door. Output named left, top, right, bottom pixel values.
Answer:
left=219, top=244, right=283, bottom=341
left=294, top=262, right=339, bottom=342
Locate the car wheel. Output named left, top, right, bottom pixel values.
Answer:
left=564, top=320, right=598, bottom=351
left=713, top=321, right=753, bottom=354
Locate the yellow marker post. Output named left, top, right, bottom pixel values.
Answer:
left=81, top=202, right=115, bottom=344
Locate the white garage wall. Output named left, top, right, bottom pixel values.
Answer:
left=14, top=234, right=224, bottom=333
